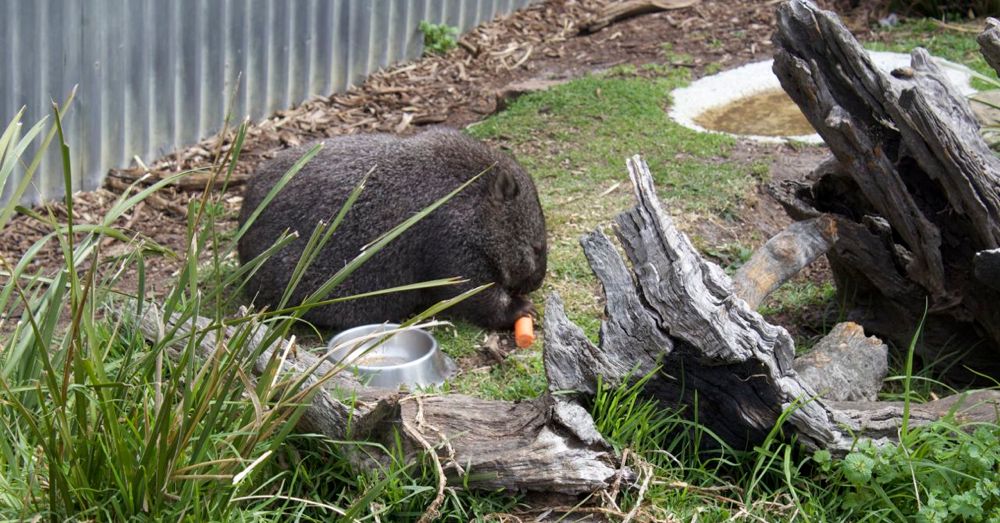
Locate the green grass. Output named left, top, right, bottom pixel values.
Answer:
left=703, top=240, right=756, bottom=274
left=759, top=280, right=838, bottom=350
left=586, top=368, right=1000, bottom=521
left=444, top=347, right=546, bottom=400
left=0, top=103, right=301, bottom=520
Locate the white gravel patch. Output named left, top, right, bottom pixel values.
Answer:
left=668, top=51, right=979, bottom=144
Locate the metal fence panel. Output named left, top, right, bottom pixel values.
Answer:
left=0, top=0, right=536, bottom=205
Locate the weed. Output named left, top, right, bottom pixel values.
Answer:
left=419, top=21, right=459, bottom=55
left=812, top=419, right=1000, bottom=521
left=704, top=241, right=754, bottom=274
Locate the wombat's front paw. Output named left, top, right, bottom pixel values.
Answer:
left=510, top=295, right=537, bottom=321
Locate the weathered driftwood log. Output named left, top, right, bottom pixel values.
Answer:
left=771, top=0, right=1000, bottom=381
left=131, top=308, right=620, bottom=494
left=544, top=155, right=1000, bottom=454
left=748, top=218, right=892, bottom=401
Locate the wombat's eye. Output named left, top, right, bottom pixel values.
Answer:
left=532, top=242, right=545, bottom=255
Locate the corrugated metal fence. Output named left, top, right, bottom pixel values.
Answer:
left=0, top=0, right=535, bottom=205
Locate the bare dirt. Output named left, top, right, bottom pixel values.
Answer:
left=0, top=0, right=854, bottom=322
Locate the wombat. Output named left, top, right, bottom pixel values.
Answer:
left=237, top=128, right=547, bottom=330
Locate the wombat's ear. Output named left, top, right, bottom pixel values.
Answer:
left=489, top=169, right=520, bottom=203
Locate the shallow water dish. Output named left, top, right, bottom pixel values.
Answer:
left=327, top=323, right=456, bottom=388
left=669, top=51, right=979, bottom=144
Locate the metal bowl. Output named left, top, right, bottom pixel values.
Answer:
left=326, top=323, right=456, bottom=389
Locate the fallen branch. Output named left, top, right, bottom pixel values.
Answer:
left=733, top=215, right=838, bottom=310
left=105, top=177, right=188, bottom=217
left=581, top=0, right=701, bottom=34
left=109, top=168, right=247, bottom=192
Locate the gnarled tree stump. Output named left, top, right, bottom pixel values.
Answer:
left=771, top=0, right=1000, bottom=382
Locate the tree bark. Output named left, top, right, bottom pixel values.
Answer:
left=771, top=0, right=1000, bottom=381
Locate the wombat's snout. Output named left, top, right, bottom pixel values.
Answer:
left=511, top=242, right=546, bottom=294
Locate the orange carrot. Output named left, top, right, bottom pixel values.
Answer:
left=514, top=315, right=535, bottom=348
